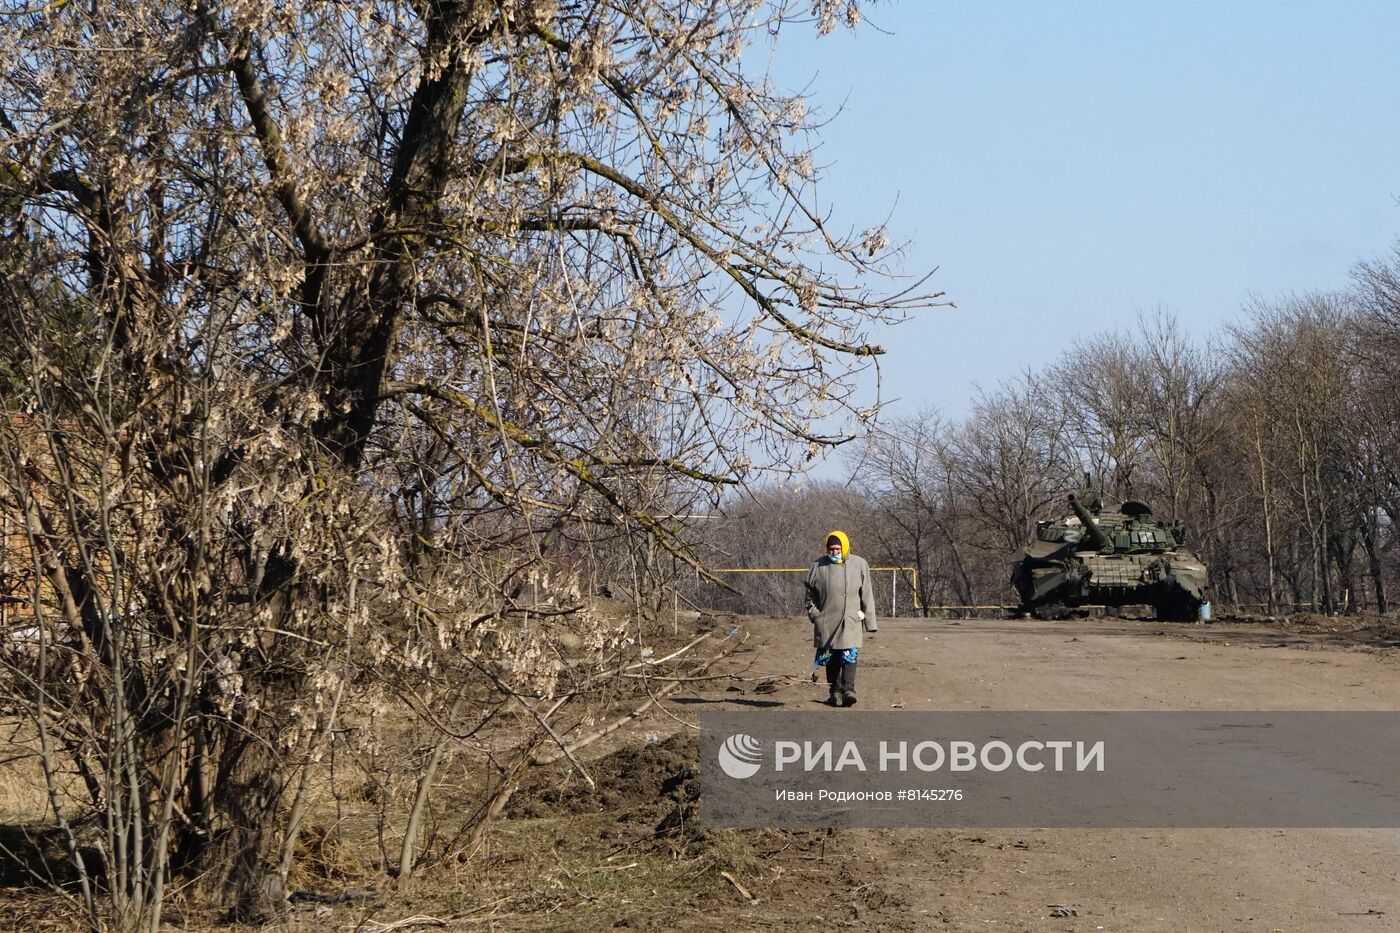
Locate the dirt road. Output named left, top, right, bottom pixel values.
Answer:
left=701, top=616, right=1400, bottom=932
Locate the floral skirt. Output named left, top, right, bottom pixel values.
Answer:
left=814, top=647, right=858, bottom=667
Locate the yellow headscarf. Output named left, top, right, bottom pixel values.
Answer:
left=824, top=530, right=850, bottom=560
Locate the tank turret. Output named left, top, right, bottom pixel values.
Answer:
left=1066, top=491, right=1112, bottom=552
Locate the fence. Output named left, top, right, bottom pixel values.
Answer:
left=704, top=566, right=923, bottom=617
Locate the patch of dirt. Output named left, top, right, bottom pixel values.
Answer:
left=1156, top=610, right=1400, bottom=652
left=497, top=719, right=913, bottom=930
left=509, top=730, right=699, bottom=820
left=1258, top=610, right=1400, bottom=649
left=0, top=822, right=105, bottom=891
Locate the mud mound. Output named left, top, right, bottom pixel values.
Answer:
left=1282, top=612, right=1400, bottom=648
left=1188, top=611, right=1400, bottom=650
left=0, top=823, right=102, bottom=888
left=508, top=731, right=699, bottom=819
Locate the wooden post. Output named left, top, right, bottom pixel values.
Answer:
left=891, top=570, right=897, bottom=618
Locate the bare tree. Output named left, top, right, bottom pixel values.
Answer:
left=1227, top=295, right=1352, bottom=612
left=948, top=375, right=1077, bottom=556
left=1344, top=249, right=1400, bottom=612
left=855, top=409, right=976, bottom=607
left=0, top=0, right=938, bottom=925
left=696, top=480, right=880, bottom=616
left=1047, top=331, right=1148, bottom=499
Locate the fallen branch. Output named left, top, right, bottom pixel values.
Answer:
left=532, top=630, right=748, bottom=766
left=719, top=870, right=754, bottom=902
left=444, top=629, right=749, bottom=866
left=617, top=671, right=735, bottom=682
left=543, top=630, right=715, bottom=716
left=641, top=630, right=715, bottom=667
left=357, top=916, right=448, bottom=931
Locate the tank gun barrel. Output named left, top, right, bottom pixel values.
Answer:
left=1067, top=492, right=1113, bottom=551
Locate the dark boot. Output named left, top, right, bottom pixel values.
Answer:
left=825, top=655, right=843, bottom=706
left=838, top=662, right=858, bottom=707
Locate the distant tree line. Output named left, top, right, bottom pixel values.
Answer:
left=699, top=246, right=1400, bottom=617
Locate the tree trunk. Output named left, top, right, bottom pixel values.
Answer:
left=209, top=716, right=288, bottom=922
left=1261, top=466, right=1277, bottom=614
left=1329, top=528, right=1354, bottom=614
left=1360, top=514, right=1388, bottom=615
left=397, top=694, right=468, bottom=879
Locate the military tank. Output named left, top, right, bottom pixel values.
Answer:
left=1010, top=489, right=1209, bottom=621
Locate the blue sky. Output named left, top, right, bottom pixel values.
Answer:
left=765, top=1, right=1400, bottom=435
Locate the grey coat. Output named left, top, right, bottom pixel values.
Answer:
left=805, top=554, right=878, bottom=651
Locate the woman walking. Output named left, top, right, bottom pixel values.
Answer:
left=805, top=530, right=878, bottom=707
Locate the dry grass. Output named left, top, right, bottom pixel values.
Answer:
left=0, top=719, right=67, bottom=825
left=0, top=615, right=899, bottom=930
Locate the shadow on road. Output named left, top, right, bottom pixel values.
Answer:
left=669, top=696, right=786, bottom=708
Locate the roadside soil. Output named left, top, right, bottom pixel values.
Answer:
left=5, top=613, right=1399, bottom=931
left=683, top=614, right=1400, bottom=933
